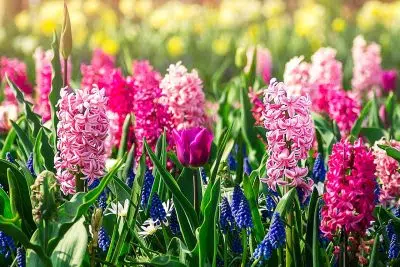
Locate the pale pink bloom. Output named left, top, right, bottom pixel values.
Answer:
left=351, top=35, right=382, bottom=99
left=245, top=46, right=273, bottom=84
left=159, top=61, right=206, bottom=130
left=262, top=78, right=314, bottom=198
left=373, top=139, right=400, bottom=206
left=321, top=138, right=376, bottom=240
left=283, top=56, right=312, bottom=97
left=0, top=102, right=18, bottom=132
left=55, top=86, right=109, bottom=195
left=309, top=47, right=342, bottom=88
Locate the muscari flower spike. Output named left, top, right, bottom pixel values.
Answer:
left=235, top=192, right=253, bottom=230
left=126, top=168, right=135, bottom=188
left=243, top=157, right=252, bottom=175
left=231, top=230, right=243, bottom=254
left=312, top=153, right=326, bottom=183
left=150, top=193, right=167, bottom=225
left=228, top=153, right=237, bottom=171
left=141, top=168, right=154, bottom=208
left=200, top=167, right=207, bottom=185
left=220, top=197, right=235, bottom=233
left=169, top=208, right=180, bottom=235
left=389, top=234, right=400, bottom=259
left=98, top=227, right=110, bottom=252
left=6, top=152, right=14, bottom=163
left=26, top=153, right=36, bottom=176
left=88, top=179, right=107, bottom=211
left=0, top=230, right=16, bottom=258
left=16, top=247, right=25, bottom=267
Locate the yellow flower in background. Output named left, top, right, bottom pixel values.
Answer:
left=40, top=19, right=58, bottom=36
left=245, top=23, right=261, bottom=44
left=101, top=9, right=118, bottom=29
left=136, top=0, right=153, bottom=19
left=167, top=36, right=184, bottom=58
left=119, top=0, right=136, bottom=18
left=357, top=1, right=398, bottom=31
left=102, top=39, right=119, bottom=55
left=15, top=11, right=30, bottom=32
left=266, top=15, right=290, bottom=31
left=331, top=18, right=346, bottom=33
left=212, top=35, right=231, bottom=56
left=219, top=0, right=261, bottom=28
left=90, top=30, right=106, bottom=49
left=84, top=0, right=102, bottom=16
left=74, top=26, right=88, bottom=48
left=294, top=3, right=326, bottom=41
left=262, top=0, right=286, bottom=18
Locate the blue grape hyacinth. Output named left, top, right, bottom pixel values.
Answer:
left=88, top=178, right=107, bottom=210
left=243, top=157, right=252, bottom=175
left=220, top=197, right=235, bottom=233
left=169, top=208, right=180, bottom=235
left=0, top=231, right=16, bottom=258
left=16, top=247, right=25, bottom=267
left=6, top=152, right=15, bottom=163
left=141, top=168, right=154, bottom=207
left=312, top=153, right=326, bottom=183
left=98, top=227, right=110, bottom=252
left=126, top=168, right=135, bottom=188
left=228, top=153, right=237, bottom=171
left=150, top=193, right=167, bottom=224
left=26, top=153, right=36, bottom=176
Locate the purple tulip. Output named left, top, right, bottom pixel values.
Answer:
left=382, top=69, right=397, bottom=92
left=172, top=127, right=213, bottom=168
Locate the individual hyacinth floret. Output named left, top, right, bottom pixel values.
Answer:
left=54, top=86, right=109, bottom=195
left=159, top=61, right=206, bottom=130
left=320, top=138, right=376, bottom=240
left=262, top=78, right=314, bottom=199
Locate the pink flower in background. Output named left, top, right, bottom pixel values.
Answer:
left=131, top=60, right=172, bottom=159
left=248, top=88, right=264, bottom=126
left=173, top=127, right=213, bottom=167
left=262, top=79, right=314, bottom=198
left=381, top=69, right=397, bottom=93
left=91, top=48, right=115, bottom=69
left=0, top=57, right=33, bottom=103
left=283, top=56, right=312, bottom=97
left=245, top=46, right=273, bottom=84
left=373, top=139, right=400, bottom=206
left=321, top=138, right=376, bottom=240
left=81, top=49, right=115, bottom=91
left=314, top=84, right=360, bottom=135
left=309, top=47, right=342, bottom=88
left=0, top=102, right=18, bottom=132
left=33, top=48, right=72, bottom=122
left=160, top=61, right=206, bottom=130
left=352, top=35, right=382, bottom=99
left=55, top=86, right=109, bottom=195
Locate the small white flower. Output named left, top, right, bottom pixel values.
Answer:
left=105, top=199, right=129, bottom=217
left=314, top=182, right=325, bottom=196
left=163, top=199, right=174, bottom=217
left=138, top=218, right=161, bottom=238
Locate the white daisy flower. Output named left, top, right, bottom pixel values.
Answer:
left=138, top=218, right=161, bottom=238
left=163, top=199, right=174, bottom=217
left=105, top=199, right=129, bottom=218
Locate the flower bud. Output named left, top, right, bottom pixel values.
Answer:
left=235, top=47, right=247, bottom=68
left=60, top=3, right=72, bottom=59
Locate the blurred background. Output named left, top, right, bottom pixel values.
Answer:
left=0, top=0, right=399, bottom=93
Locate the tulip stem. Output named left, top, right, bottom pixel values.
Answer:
left=193, top=171, right=199, bottom=214
left=63, top=57, right=68, bottom=87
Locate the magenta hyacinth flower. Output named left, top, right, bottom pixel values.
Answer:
left=262, top=79, right=314, bottom=198
left=172, top=127, right=213, bottom=168
left=55, top=86, right=109, bottom=195
left=321, top=138, right=376, bottom=240
left=381, top=69, right=397, bottom=93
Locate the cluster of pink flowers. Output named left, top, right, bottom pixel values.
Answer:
left=372, top=139, right=400, bottom=206
left=314, top=84, right=361, bottom=135
left=159, top=61, right=206, bottom=130
left=261, top=79, right=314, bottom=197
left=131, top=60, right=172, bottom=158
left=81, top=49, right=116, bottom=91
left=55, top=86, right=109, bottom=195
left=245, top=46, right=273, bottom=84
left=0, top=56, right=33, bottom=103
left=309, top=47, right=343, bottom=89
left=321, top=138, right=376, bottom=239
left=283, top=56, right=312, bottom=97
left=351, top=35, right=382, bottom=99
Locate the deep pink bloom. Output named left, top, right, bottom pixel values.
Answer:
left=245, top=46, right=273, bottom=84
left=373, top=139, right=400, bottom=206
left=248, top=88, right=264, bottom=126
left=55, top=86, right=109, bottom=195
left=381, top=69, right=397, bottom=92
left=172, top=127, right=213, bottom=167
left=80, top=49, right=115, bottom=91
left=160, top=62, right=206, bottom=130
left=91, top=48, right=115, bottom=69
left=131, top=60, right=172, bottom=159
left=283, top=56, right=312, bottom=97
left=352, top=35, right=382, bottom=99
left=262, top=79, right=314, bottom=197
left=0, top=57, right=33, bottom=103
left=309, top=47, right=342, bottom=89
left=321, top=138, right=376, bottom=240
left=314, top=84, right=360, bottom=135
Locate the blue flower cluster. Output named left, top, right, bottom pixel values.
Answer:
left=220, top=197, right=235, bottom=233
left=150, top=193, right=167, bottom=224
left=141, top=168, right=154, bottom=208
left=16, top=247, right=25, bottom=267
left=200, top=167, right=208, bottom=185
left=26, top=153, right=36, bottom=176
left=169, top=208, right=180, bottom=235
left=98, top=227, right=110, bottom=252
left=231, top=185, right=253, bottom=230
left=126, top=168, right=135, bottom=188
left=0, top=230, right=16, bottom=258
left=6, top=152, right=15, bottom=163
left=312, top=153, right=326, bottom=183
left=88, top=178, right=107, bottom=210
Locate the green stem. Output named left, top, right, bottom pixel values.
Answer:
left=161, top=225, right=170, bottom=249
left=63, top=58, right=68, bottom=87
left=286, top=211, right=294, bottom=267
left=241, top=229, right=248, bottom=267
left=75, top=173, right=85, bottom=193
left=193, top=171, right=199, bottom=214
left=223, top=234, right=228, bottom=267
left=106, top=218, right=119, bottom=262
left=251, top=258, right=261, bottom=267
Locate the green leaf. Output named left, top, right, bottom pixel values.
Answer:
left=108, top=177, right=131, bottom=202
left=242, top=175, right=264, bottom=242
left=150, top=255, right=187, bottom=267
left=368, top=93, right=383, bottom=128
left=117, top=114, right=132, bottom=160
left=305, top=188, right=319, bottom=265
left=11, top=119, right=33, bottom=156
left=33, top=129, right=46, bottom=175
left=177, top=168, right=195, bottom=208
left=244, top=48, right=257, bottom=87
left=368, top=232, right=380, bottom=267
left=173, top=196, right=197, bottom=251
left=144, top=141, right=198, bottom=228
left=198, top=178, right=220, bottom=266
left=350, top=100, right=372, bottom=139
left=0, top=187, right=12, bottom=218
left=47, top=157, right=125, bottom=254
left=0, top=125, right=17, bottom=159
left=359, top=127, right=386, bottom=144
left=6, top=77, right=42, bottom=136
left=210, top=125, right=233, bottom=184
left=121, top=144, right=135, bottom=182
left=49, top=32, right=63, bottom=149
left=377, top=144, right=400, bottom=163
left=7, top=166, right=36, bottom=235
left=50, top=217, right=88, bottom=267
left=275, top=188, right=296, bottom=217
left=312, top=200, right=321, bottom=267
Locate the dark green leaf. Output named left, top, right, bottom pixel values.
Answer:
left=242, top=175, right=264, bottom=242
left=350, top=101, right=372, bottom=139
